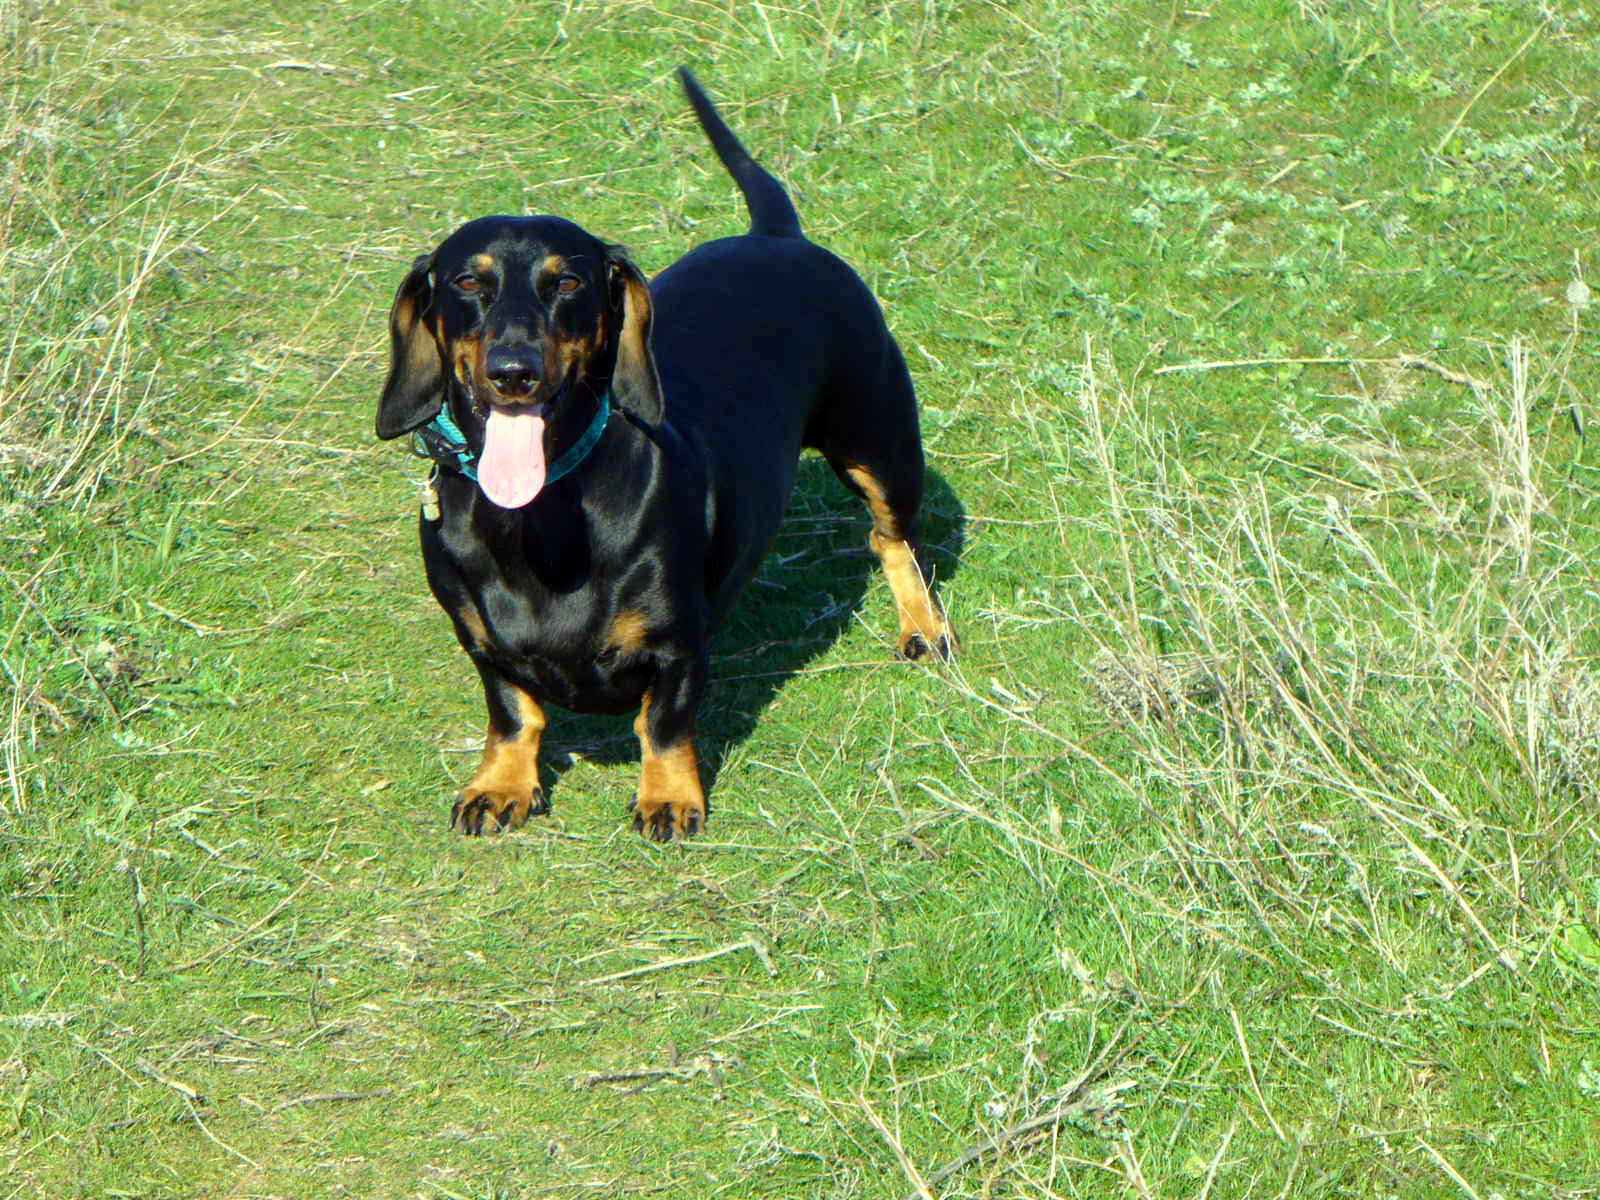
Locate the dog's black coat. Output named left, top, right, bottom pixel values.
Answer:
left=377, top=69, right=954, bottom=839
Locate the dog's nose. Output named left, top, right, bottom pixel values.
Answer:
left=485, top=345, right=543, bottom=397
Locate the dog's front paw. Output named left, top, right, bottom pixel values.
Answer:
left=450, top=785, right=549, bottom=836
left=629, top=733, right=707, bottom=841
left=628, top=791, right=707, bottom=842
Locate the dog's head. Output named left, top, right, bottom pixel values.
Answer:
left=376, top=215, right=661, bottom=508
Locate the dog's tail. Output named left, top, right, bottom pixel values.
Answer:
left=678, top=67, right=802, bottom=240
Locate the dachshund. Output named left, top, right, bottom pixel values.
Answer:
left=375, top=69, right=956, bottom=840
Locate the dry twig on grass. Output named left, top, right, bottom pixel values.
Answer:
left=575, top=933, right=776, bottom=987
left=895, top=1021, right=1143, bottom=1200
left=1151, top=353, right=1489, bottom=394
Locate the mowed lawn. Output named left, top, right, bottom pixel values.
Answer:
left=3, top=1, right=1599, bottom=1196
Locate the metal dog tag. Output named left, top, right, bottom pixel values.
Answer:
left=420, top=471, right=440, bottom=522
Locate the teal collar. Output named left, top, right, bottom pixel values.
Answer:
left=413, top=391, right=611, bottom=487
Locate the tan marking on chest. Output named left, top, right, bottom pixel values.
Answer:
left=604, top=608, right=649, bottom=654
left=456, top=602, right=492, bottom=653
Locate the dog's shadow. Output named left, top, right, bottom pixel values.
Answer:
left=540, top=457, right=965, bottom=802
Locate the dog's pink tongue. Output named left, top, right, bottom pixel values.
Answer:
left=479, top=407, right=548, bottom=509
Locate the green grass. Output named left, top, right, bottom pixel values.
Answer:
left=4, top=0, right=1600, bottom=1196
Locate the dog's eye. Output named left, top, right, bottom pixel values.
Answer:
left=453, top=274, right=486, bottom=294
left=556, top=275, right=582, bottom=294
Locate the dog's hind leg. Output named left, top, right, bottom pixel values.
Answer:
left=838, top=459, right=958, bottom=661
left=815, top=345, right=958, bottom=661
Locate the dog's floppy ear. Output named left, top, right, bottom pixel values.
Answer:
left=376, top=254, right=444, bottom=439
left=606, top=248, right=664, bottom=426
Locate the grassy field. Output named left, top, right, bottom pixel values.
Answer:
left=3, top=0, right=1599, bottom=1195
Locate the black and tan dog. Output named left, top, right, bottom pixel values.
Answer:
left=376, top=69, right=956, bottom=840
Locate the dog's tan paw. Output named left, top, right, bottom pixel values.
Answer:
left=450, top=785, right=548, bottom=836
left=630, top=791, right=706, bottom=841
left=899, top=622, right=958, bottom=662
